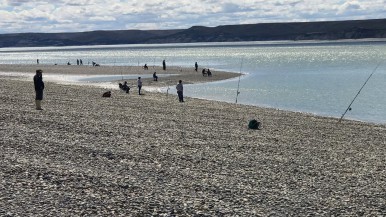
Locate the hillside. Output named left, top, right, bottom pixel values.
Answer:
left=1, top=19, right=386, bottom=47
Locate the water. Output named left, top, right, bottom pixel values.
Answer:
left=1, top=41, right=386, bottom=124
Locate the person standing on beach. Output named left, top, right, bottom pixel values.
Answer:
left=195, top=62, right=198, bottom=72
left=176, top=80, right=184, bottom=102
left=162, top=60, right=166, bottom=70
left=137, top=77, right=143, bottom=95
left=33, top=69, right=44, bottom=110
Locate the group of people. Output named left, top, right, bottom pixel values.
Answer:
left=202, top=68, right=212, bottom=76
left=76, top=59, right=84, bottom=65
left=119, top=77, right=144, bottom=95
left=118, top=81, right=130, bottom=93
left=194, top=62, right=212, bottom=76
left=142, top=60, right=166, bottom=71
left=33, top=71, right=184, bottom=110
left=33, top=60, right=191, bottom=109
left=69, top=59, right=84, bottom=65
left=38, top=58, right=105, bottom=66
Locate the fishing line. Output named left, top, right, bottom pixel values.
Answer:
left=235, top=56, right=244, bottom=103
left=180, top=101, right=187, bottom=143
left=338, top=61, right=382, bottom=123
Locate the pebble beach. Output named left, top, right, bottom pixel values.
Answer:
left=1, top=64, right=386, bottom=216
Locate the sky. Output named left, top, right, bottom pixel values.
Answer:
left=0, top=0, right=385, bottom=34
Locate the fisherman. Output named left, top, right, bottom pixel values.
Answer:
left=33, top=69, right=44, bottom=110
left=137, top=77, right=143, bottom=95
left=121, top=81, right=130, bottom=93
left=176, top=80, right=184, bottom=102
left=202, top=68, right=207, bottom=76
left=207, top=68, right=212, bottom=77
left=153, top=72, right=158, bottom=81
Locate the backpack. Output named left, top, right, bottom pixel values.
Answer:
left=102, top=91, right=111, bottom=97
left=248, top=119, right=260, bottom=130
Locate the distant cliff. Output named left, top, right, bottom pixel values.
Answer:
left=1, top=19, right=386, bottom=47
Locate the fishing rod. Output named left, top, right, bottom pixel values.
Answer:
left=113, top=59, right=123, bottom=81
left=338, top=61, right=382, bottom=123
left=235, top=57, right=244, bottom=104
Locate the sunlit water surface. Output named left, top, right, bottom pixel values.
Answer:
left=1, top=41, right=385, bottom=124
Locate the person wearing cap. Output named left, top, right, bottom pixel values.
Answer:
left=33, top=69, right=45, bottom=110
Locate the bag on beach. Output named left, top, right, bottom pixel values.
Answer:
left=102, top=91, right=111, bottom=97
left=248, top=119, right=261, bottom=130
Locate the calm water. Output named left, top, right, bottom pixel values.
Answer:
left=1, top=41, right=386, bottom=124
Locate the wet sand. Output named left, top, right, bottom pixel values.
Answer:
left=1, top=64, right=385, bottom=216
left=0, top=64, right=239, bottom=87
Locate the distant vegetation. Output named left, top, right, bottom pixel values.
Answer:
left=1, top=19, right=386, bottom=47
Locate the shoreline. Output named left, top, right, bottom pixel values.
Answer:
left=0, top=63, right=384, bottom=125
left=1, top=68, right=386, bottom=215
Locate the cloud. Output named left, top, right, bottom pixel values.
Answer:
left=0, top=0, right=386, bottom=33
left=338, top=1, right=362, bottom=15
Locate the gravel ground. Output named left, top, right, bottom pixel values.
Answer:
left=1, top=68, right=386, bottom=216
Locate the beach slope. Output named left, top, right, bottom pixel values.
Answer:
left=0, top=69, right=385, bottom=215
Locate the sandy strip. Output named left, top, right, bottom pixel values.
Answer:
left=0, top=64, right=240, bottom=88
left=1, top=65, right=386, bottom=215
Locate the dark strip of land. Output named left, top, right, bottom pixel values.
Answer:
left=1, top=19, right=386, bottom=47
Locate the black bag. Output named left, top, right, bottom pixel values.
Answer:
left=248, top=119, right=261, bottom=129
left=102, top=91, right=111, bottom=97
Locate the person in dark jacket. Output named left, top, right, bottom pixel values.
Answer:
left=119, top=81, right=130, bottom=93
left=153, top=72, right=158, bottom=81
left=176, top=80, right=184, bottom=102
left=162, top=60, right=166, bottom=70
left=33, top=69, right=44, bottom=110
